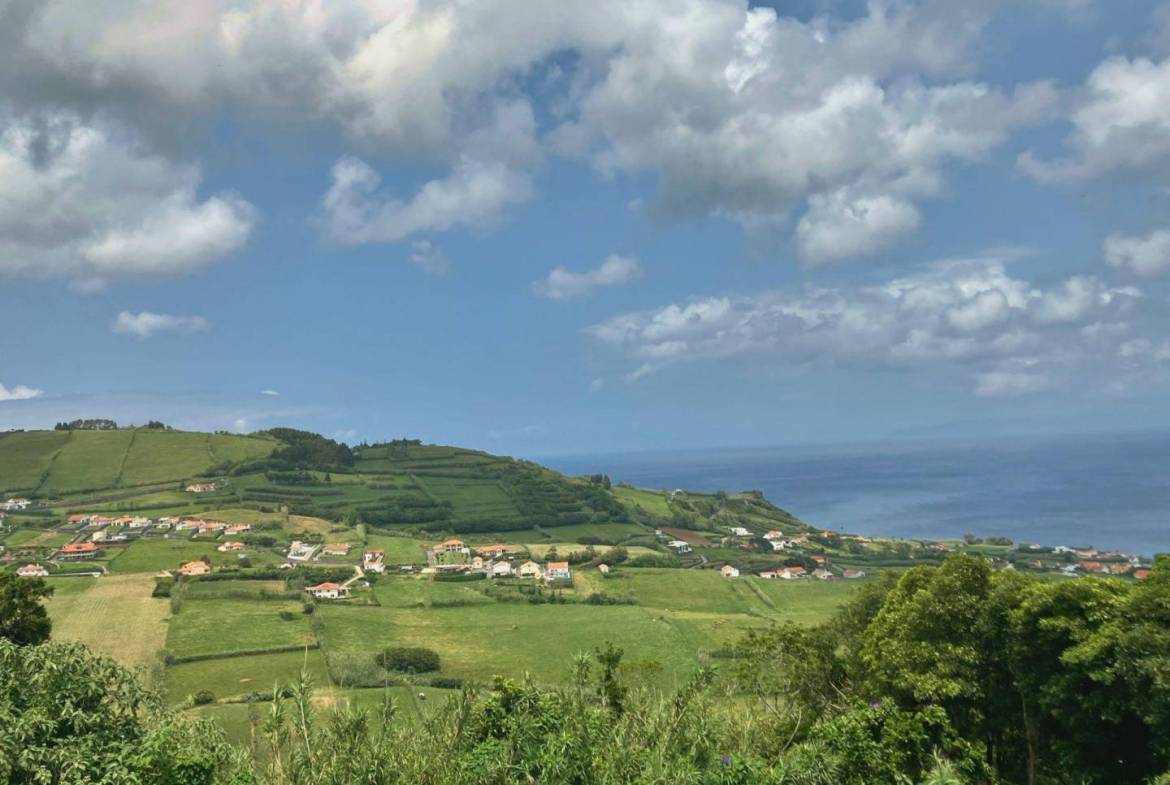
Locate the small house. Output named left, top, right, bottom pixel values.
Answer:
left=763, top=530, right=784, bottom=540
left=436, top=538, right=467, bottom=554
left=475, top=544, right=511, bottom=557
left=3, top=498, right=31, bottom=511
left=491, top=561, right=513, bottom=577
left=217, top=541, right=245, bottom=552
left=363, top=549, right=386, bottom=573
left=519, top=561, right=543, bottom=578
left=1133, top=568, right=1152, bottom=580
left=471, top=556, right=484, bottom=569
left=729, top=527, right=751, bottom=537
left=304, top=582, right=350, bottom=600
left=842, top=569, right=866, bottom=579
left=225, top=524, right=251, bottom=535
left=185, top=482, right=218, bottom=493
left=779, top=566, right=806, bottom=580
left=545, top=561, right=571, bottom=581
left=758, top=570, right=778, bottom=579
left=720, top=564, right=740, bottom=578
left=667, top=540, right=692, bottom=554
left=17, top=564, right=48, bottom=577
left=321, top=543, right=351, bottom=557
left=179, top=560, right=211, bottom=576
left=812, top=568, right=834, bottom=580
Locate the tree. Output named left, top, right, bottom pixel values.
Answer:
left=0, top=572, right=53, bottom=645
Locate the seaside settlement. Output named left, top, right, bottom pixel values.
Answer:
left=0, top=495, right=1155, bottom=593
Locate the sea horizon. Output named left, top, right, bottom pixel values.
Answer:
left=538, top=429, right=1170, bottom=558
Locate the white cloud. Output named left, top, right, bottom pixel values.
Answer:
left=974, top=370, right=1048, bottom=397
left=533, top=255, right=642, bottom=300
left=0, top=114, right=256, bottom=288
left=260, top=389, right=280, bottom=396
left=0, top=383, right=44, bottom=401
left=408, top=240, right=450, bottom=275
left=1105, top=228, right=1170, bottom=276
left=111, top=311, right=211, bottom=339
left=1, top=1, right=1063, bottom=259
left=321, top=156, right=531, bottom=245
left=589, top=378, right=605, bottom=393
left=587, top=252, right=1143, bottom=394
left=1020, top=55, right=1170, bottom=181
left=796, top=191, right=921, bottom=264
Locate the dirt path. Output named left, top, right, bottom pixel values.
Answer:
left=48, top=573, right=170, bottom=670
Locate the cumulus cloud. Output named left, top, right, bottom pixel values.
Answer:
left=1104, top=228, right=1170, bottom=276
left=1020, top=55, right=1170, bottom=181
left=586, top=252, right=1143, bottom=394
left=408, top=240, right=450, bottom=275
left=0, top=382, right=43, bottom=401
left=260, top=389, right=280, bottom=396
left=321, top=156, right=531, bottom=245
left=533, top=255, right=642, bottom=300
left=0, top=0, right=1066, bottom=259
left=111, top=311, right=211, bottom=339
left=0, top=113, right=256, bottom=288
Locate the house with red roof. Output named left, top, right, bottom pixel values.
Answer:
left=305, top=582, right=350, bottom=599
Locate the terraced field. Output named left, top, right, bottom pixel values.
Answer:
left=0, top=430, right=68, bottom=492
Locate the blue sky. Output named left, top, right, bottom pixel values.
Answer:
left=3, top=0, right=1170, bottom=456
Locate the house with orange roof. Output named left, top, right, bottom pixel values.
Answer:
left=545, top=561, right=571, bottom=581
left=225, top=524, right=251, bottom=535
left=57, top=542, right=98, bottom=560
left=179, top=560, right=211, bottom=576
left=436, top=538, right=466, bottom=554
left=217, top=541, right=245, bottom=552
left=474, top=544, right=511, bottom=557
left=363, top=549, right=386, bottom=573
left=1134, top=568, right=1152, bottom=580
left=17, top=564, right=48, bottom=577
left=720, top=564, right=740, bottom=578
left=186, top=482, right=218, bottom=493
left=305, top=582, right=350, bottom=600
left=779, top=566, right=807, bottom=580
left=321, top=543, right=352, bottom=557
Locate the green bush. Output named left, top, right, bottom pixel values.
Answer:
left=192, top=690, right=215, bottom=705
left=376, top=646, right=440, bottom=673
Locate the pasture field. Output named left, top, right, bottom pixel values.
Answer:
left=120, top=430, right=215, bottom=485
left=184, top=579, right=292, bottom=598
left=524, top=542, right=659, bottom=560
left=47, top=574, right=169, bottom=670
left=167, top=598, right=316, bottom=659
left=107, top=539, right=236, bottom=573
left=364, top=533, right=427, bottom=563
left=315, top=602, right=715, bottom=689
left=612, top=486, right=674, bottom=518
left=746, top=575, right=871, bottom=624
left=540, top=521, right=650, bottom=542
left=414, top=476, right=522, bottom=521
left=207, top=432, right=277, bottom=465
left=166, top=648, right=330, bottom=704
left=2, top=527, right=72, bottom=548
left=593, top=568, right=758, bottom=614
left=0, top=429, right=68, bottom=491
left=40, top=430, right=135, bottom=493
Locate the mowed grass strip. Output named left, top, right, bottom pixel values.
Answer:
left=167, top=599, right=316, bottom=659
left=41, top=430, right=135, bottom=492
left=0, top=430, right=68, bottom=492
left=598, top=568, right=754, bottom=614
left=47, top=574, right=169, bottom=669
left=108, top=539, right=237, bottom=574
left=315, top=603, right=705, bottom=689
left=120, top=430, right=216, bottom=485
left=166, top=648, right=330, bottom=704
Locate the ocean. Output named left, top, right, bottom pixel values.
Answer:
left=541, top=430, right=1170, bottom=557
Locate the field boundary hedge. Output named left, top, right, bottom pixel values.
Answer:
left=166, top=642, right=320, bottom=666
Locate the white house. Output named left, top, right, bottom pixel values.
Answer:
left=812, top=568, right=834, bottom=580
left=842, top=569, right=866, bottom=580
left=4, top=498, right=30, bottom=511
left=545, top=561, right=572, bottom=581
left=779, top=566, right=806, bottom=580
left=185, top=482, right=217, bottom=493
left=491, top=561, right=513, bottom=577
left=304, top=582, right=350, bottom=600
left=363, top=549, right=386, bottom=573
left=17, top=564, right=48, bottom=577
left=667, top=540, right=692, bottom=554
left=720, top=564, right=740, bottom=578
left=519, top=561, right=543, bottom=578
left=287, top=541, right=318, bottom=561
left=763, top=530, right=785, bottom=540
left=758, top=570, right=778, bottom=579
left=769, top=540, right=791, bottom=552
left=729, top=527, right=750, bottom=537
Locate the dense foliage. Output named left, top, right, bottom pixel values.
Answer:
left=375, top=646, right=441, bottom=673
left=263, top=428, right=355, bottom=470
left=0, top=573, right=52, bottom=645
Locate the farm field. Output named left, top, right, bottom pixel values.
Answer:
left=525, top=542, right=659, bottom=560
left=364, top=533, right=427, bottom=563
left=207, top=432, right=277, bottom=464
left=167, top=598, right=316, bottom=659
left=166, top=648, right=330, bottom=704
left=2, top=527, right=72, bottom=548
left=0, top=430, right=68, bottom=492
left=107, top=539, right=244, bottom=574
left=46, top=574, right=169, bottom=671
left=40, top=430, right=134, bottom=493
left=120, top=430, right=216, bottom=485
left=612, top=486, right=674, bottom=518
left=540, top=521, right=650, bottom=542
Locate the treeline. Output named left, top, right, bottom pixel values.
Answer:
left=262, top=428, right=354, bottom=469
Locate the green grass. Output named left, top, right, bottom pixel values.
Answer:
left=2, top=527, right=72, bottom=548
left=184, top=580, right=291, bottom=598
left=315, top=602, right=716, bottom=689
left=0, top=430, right=68, bottom=492
left=44, top=576, right=98, bottom=596
left=414, top=476, right=521, bottom=521
left=166, top=599, right=316, bottom=659
left=364, top=534, right=427, bottom=564
left=597, top=569, right=756, bottom=614
left=541, top=521, right=649, bottom=542
left=207, top=433, right=277, bottom=465
left=41, top=430, right=135, bottom=493
left=120, top=431, right=215, bottom=485
left=166, top=648, right=329, bottom=703
left=107, top=539, right=237, bottom=574
left=613, top=487, right=673, bottom=518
